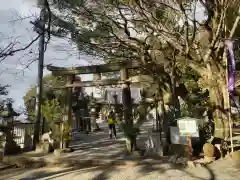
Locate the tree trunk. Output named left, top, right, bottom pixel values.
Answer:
left=64, top=75, right=74, bottom=148
left=155, top=108, right=160, bottom=131
left=125, top=135, right=137, bottom=152
left=41, top=117, right=45, bottom=135
left=158, top=88, right=166, bottom=135
left=170, top=61, right=181, bottom=118
left=209, top=84, right=230, bottom=140
left=158, top=88, right=170, bottom=153
left=122, top=82, right=136, bottom=153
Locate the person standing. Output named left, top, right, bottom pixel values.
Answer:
left=108, top=111, right=117, bottom=139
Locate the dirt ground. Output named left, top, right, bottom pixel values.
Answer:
left=1, top=121, right=240, bottom=180
left=0, top=157, right=239, bottom=180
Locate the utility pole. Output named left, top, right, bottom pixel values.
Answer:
left=33, top=2, right=46, bottom=149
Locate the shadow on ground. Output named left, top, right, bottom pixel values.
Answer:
left=1, top=121, right=238, bottom=179
left=0, top=159, right=220, bottom=180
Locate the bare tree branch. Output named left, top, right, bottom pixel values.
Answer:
left=0, top=35, right=41, bottom=62
left=0, top=0, right=52, bottom=72
left=228, top=6, right=240, bottom=38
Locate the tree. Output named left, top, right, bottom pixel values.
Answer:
left=0, top=85, right=15, bottom=123
left=48, top=0, right=176, bottom=151
left=0, top=0, right=53, bottom=77
left=24, top=74, right=84, bottom=137
left=42, top=99, right=62, bottom=123
left=24, top=74, right=66, bottom=120
left=0, top=84, right=17, bottom=151
left=49, top=0, right=240, bottom=141
left=0, top=85, right=9, bottom=112
left=0, top=84, right=13, bottom=108
left=24, top=74, right=68, bottom=145
left=41, top=98, right=63, bottom=138
left=0, top=12, right=49, bottom=63
left=0, top=85, right=9, bottom=96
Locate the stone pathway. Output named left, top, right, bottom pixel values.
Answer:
left=1, top=120, right=154, bottom=169
left=65, top=120, right=153, bottom=161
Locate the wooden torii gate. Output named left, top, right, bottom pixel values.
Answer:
left=46, top=60, right=142, bottom=132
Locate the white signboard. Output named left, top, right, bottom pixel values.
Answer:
left=177, top=117, right=200, bottom=137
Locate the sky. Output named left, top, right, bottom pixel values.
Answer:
left=0, top=0, right=97, bottom=109
left=0, top=0, right=205, bottom=110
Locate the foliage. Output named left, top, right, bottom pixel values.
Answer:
left=62, top=122, right=72, bottom=141
left=24, top=74, right=66, bottom=121
left=0, top=84, right=14, bottom=113
left=47, top=0, right=205, bottom=99
left=42, top=98, right=62, bottom=127
left=24, top=74, right=88, bottom=142
left=47, top=0, right=240, bottom=139
left=42, top=98, right=62, bottom=121
left=199, top=121, right=213, bottom=143
left=0, top=85, right=9, bottom=96
left=40, top=98, right=64, bottom=140
left=180, top=103, right=191, bottom=117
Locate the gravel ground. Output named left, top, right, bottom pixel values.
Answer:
left=0, top=158, right=239, bottom=180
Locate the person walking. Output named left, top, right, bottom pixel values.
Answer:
left=107, top=111, right=117, bottom=139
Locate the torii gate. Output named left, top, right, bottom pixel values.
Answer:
left=46, top=60, right=143, bottom=131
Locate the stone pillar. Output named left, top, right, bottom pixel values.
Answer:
left=90, top=108, right=99, bottom=131
left=4, top=128, right=20, bottom=155
left=88, top=95, right=100, bottom=132
left=65, top=75, right=74, bottom=127
left=113, top=94, right=121, bottom=131
left=91, top=73, right=101, bottom=131
left=120, top=68, right=127, bottom=81
left=76, top=111, right=80, bottom=130
left=63, top=75, right=74, bottom=148
left=113, top=94, right=119, bottom=117
left=79, top=109, right=84, bottom=131
left=120, top=68, right=132, bottom=125
left=120, top=68, right=137, bottom=152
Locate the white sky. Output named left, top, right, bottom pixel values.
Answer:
left=0, top=0, right=205, bottom=110
left=0, top=0, right=97, bottom=109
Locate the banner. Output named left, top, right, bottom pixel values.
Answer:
left=225, top=40, right=236, bottom=94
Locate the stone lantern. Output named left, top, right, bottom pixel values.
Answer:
left=0, top=102, right=20, bottom=155
left=54, top=118, right=63, bottom=149
left=88, top=95, right=100, bottom=132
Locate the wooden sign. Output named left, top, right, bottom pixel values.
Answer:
left=177, top=117, right=200, bottom=137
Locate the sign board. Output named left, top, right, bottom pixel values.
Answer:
left=177, top=117, right=200, bottom=137
left=170, top=126, right=187, bottom=144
